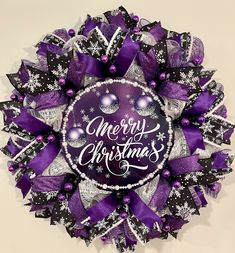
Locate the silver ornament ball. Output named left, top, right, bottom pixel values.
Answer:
left=66, top=127, right=87, bottom=148
left=99, top=93, right=119, bottom=114
left=134, top=95, right=156, bottom=116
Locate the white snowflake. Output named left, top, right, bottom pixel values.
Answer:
left=143, top=134, right=148, bottom=139
left=178, top=70, right=199, bottom=89
left=60, top=201, right=69, bottom=211
left=108, top=211, right=119, bottom=220
left=122, top=170, right=131, bottom=178
left=96, top=166, right=104, bottom=173
left=175, top=202, right=196, bottom=219
left=215, top=126, right=226, bottom=139
left=129, top=99, right=135, bottom=105
left=105, top=174, right=110, bottom=178
left=209, top=84, right=221, bottom=96
left=156, top=132, right=166, bottom=141
left=156, top=49, right=165, bottom=64
left=124, top=114, right=129, bottom=118
left=51, top=64, right=68, bottom=78
left=89, top=107, right=95, bottom=113
left=88, top=163, right=94, bottom=170
left=80, top=109, right=85, bottom=114
left=45, top=191, right=58, bottom=201
left=54, top=217, right=72, bottom=227
left=169, top=185, right=185, bottom=198
left=95, top=219, right=108, bottom=230
left=82, top=114, right=90, bottom=123
left=139, top=224, right=149, bottom=234
left=47, top=80, right=60, bottom=91
left=87, top=41, right=103, bottom=56
left=14, top=76, right=23, bottom=88
left=23, top=71, right=41, bottom=92
left=185, top=171, right=204, bottom=182
left=200, top=121, right=214, bottom=134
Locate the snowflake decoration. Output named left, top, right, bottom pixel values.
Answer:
left=82, top=114, right=90, bottom=123
left=169, top=185, right=185, bottom=198
left=215, top=126, right=226, bottom=139
left=51, top=64, right=68, bottom=78
left=156, top=132, right=166, bottom=141
left=60, top=200, right=70, bottom=211
left=23, top=71, right=41, bottom=92
left=200, top=120, right=215, bottom=134
left=175, top=202, right=196, bottom=219
left=96, top=166, right=104, bottom=173
left=95, top=219, right=108, bottom=230
left=87, top=41, right=103, bottom=56
left=178, top=70, right=199, bottom=89
left=185, top=171, right=204, bottom=182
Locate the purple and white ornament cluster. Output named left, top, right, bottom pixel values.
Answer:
left=0, top=6, right=234, bottom=253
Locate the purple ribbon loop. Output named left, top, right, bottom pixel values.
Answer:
left=69, top=188, right=88, bottom=224
left=128, top=191, right=162, bottom=229
left=77, top=52, right=104, bottom=78
left=86, top=191, right=162, bottom=229
left=32, top=175, right=66, bottom=192
left=184, top=90, right=216, bottom=116
left=182, top=125, right=205, bottom=153
left=12, top=108, right=52, bottom=135
left=158, top=81, right=189, bottom=101
left=5, top=138, right=21, bottom=156
left=168, top=154, right=203, bottom=176
left=87, top=193, right=118, bottom=225
left=212, top=151, right=229, bottom=170
left=137, top=48, right=157, bottom=83
left=149, top=177, right=172, bottom=211
left=115, top=36, right=140, bottom=76
left=16, top=173, right=31, bottom=198
left=27, top=138, right=61, bottom=175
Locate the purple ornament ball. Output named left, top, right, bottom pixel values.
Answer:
left=58, top=193, right=66, bottom=201
left=109, top=65, right=117, bottom=74
left=47, top=134, right=55, bottom=142
left=68, top=28, right=76, bottom=37
left=101, top=55, right=109, bottom=64
left=162, top=169, right=171, bottom=178
left=173, top=181, right=181, bottom=189
left=122, top=195, right=131, bottom=205
left=64, top=182, right=73, bottom=192
left=66, top=89, right=75, bottom=97
left=181, top=118, right=190, bottom=126
left=120, top=211, right=129, bottom=219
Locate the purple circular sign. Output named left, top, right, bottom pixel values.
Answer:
left=62, top=79, right=173, bottom=190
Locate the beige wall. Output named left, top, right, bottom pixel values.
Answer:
left=0, top=1, right=234, bottom=252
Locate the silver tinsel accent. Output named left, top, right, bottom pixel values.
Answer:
left=162, top=97, right=186, bottom=119
left=79, top=180, right=109, bottom=209
left=124, top=62, right=146, bottom=84
left=42, top=153, right=73, bottom=176
left=30, top=105, right=66, bottom=132
left=169, top=127, right=190, bottom=160
left=135, top=175, right=160, bottom=206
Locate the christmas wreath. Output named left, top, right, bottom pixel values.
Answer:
left=0, top=6, right=234, bottom=252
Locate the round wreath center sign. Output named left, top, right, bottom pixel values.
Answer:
left=62, top=79, right=173, bottom=190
